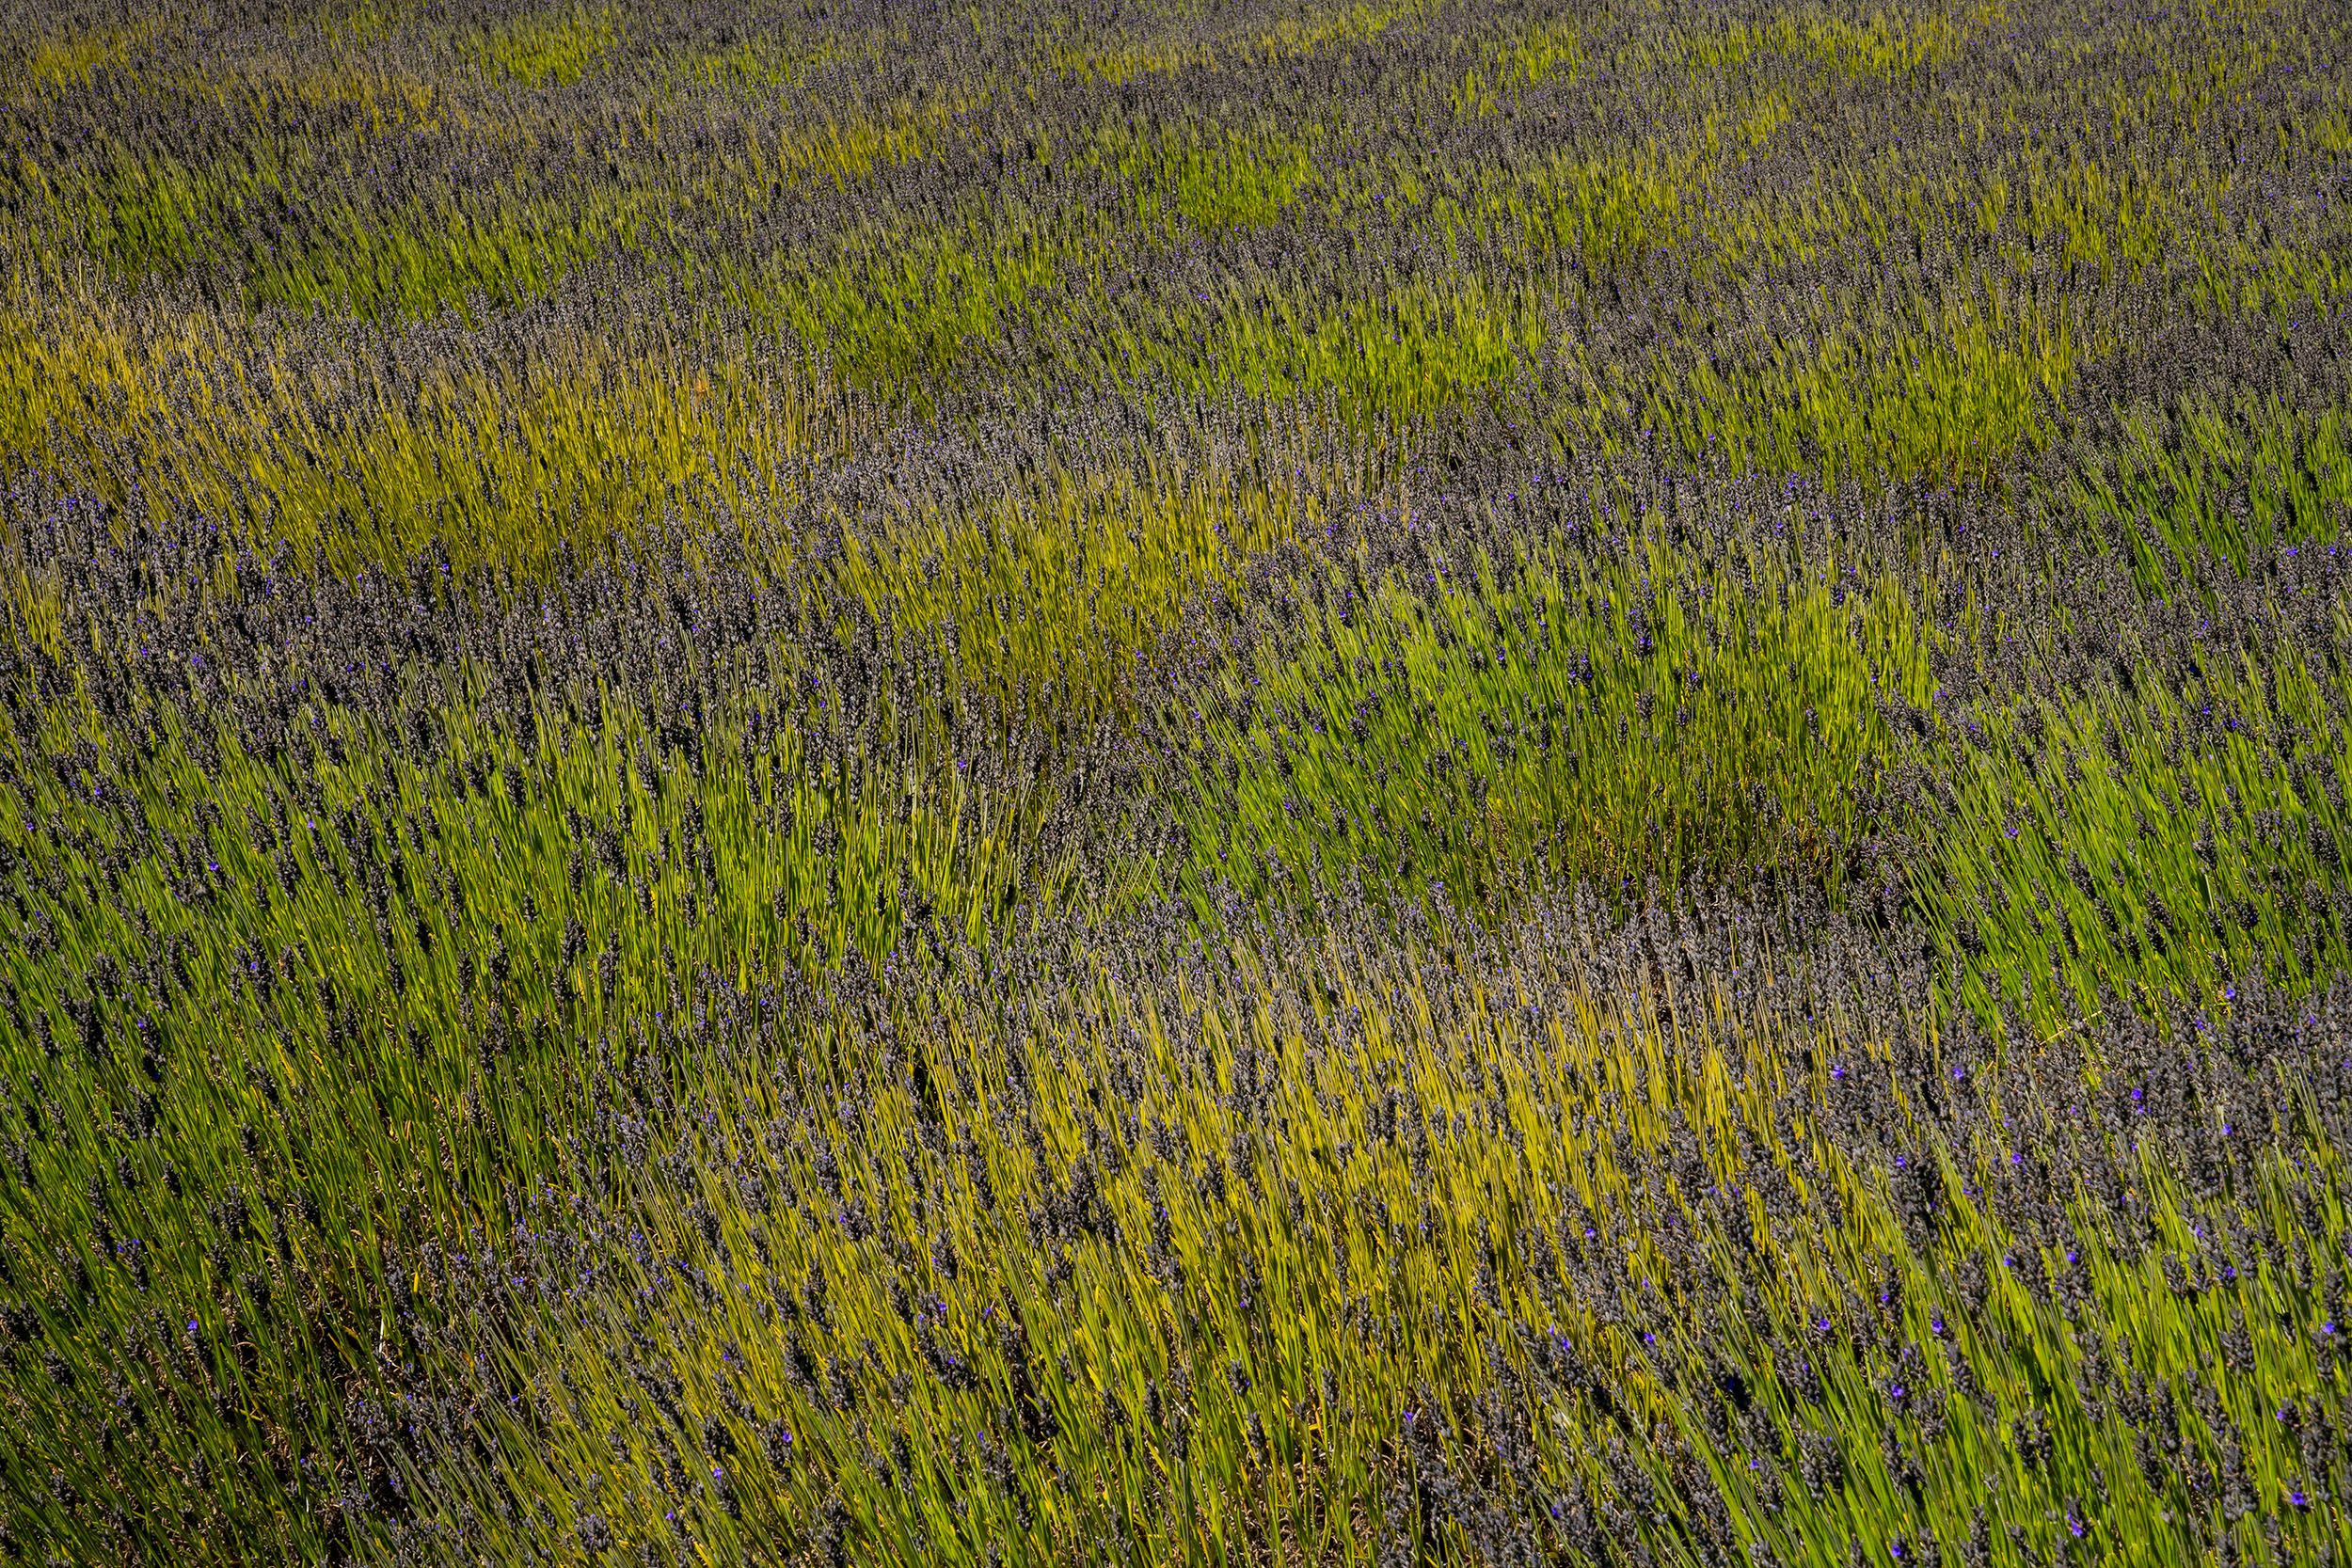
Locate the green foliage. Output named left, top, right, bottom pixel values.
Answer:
left=68, top=156, right=237, bottom=279
left=1168, top=541, right=1931, bottom=912
left=1515, top=150, right=1688, bottom=272
left=1200, top=277, right=1543, bottom=420
left=1921, top=640, right=2352, bottom=1030
left=837, top=460, right=1312, bottom=723
left=753, top=223, right=1069, bottom=400
left=2071, top=394, right=2352, bottom=588
left=1683, top=2, right=1980, bottom=80
left=1452, top=16, right=1581, bottom=116
left=0, top=661, right=1075, bottom=1557
left=1651, top=295, right=2079, bottom=488
left=249, top=190, right=641, bottom=323
left=0, top=295, right=848, bottom=577
left=14, top=23, right=157, bottom=96
left=1152, top=130, right=1315, bottom=234
left=466, top=5, right=617, bottom=88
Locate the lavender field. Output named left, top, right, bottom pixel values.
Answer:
left=2, top=0, right=2349, bottom=1561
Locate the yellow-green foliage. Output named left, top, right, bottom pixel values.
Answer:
left=1131, top=128, right=1316, bottom=234
left=42, top=149, right=622, bottom=321
left=427, top=940, right=1781, bottom=1564
left=1452, top=18, right=1580, bottom=115
left=273, top=911, right=2348, bottom=1567
left=1243, top=0, right=1430, bottom=61
left=1652, top=293, right=2076, bottom=487
left=1506, top=16, right=1581, bottom=82
left=1045, top=31, right=1214, bottom=86
left=48, top=702, right=1001, bottom=1022
left=56, top=156, right=245, bottom=280
left=1685, top=1, right=1982, bottom=79
left=207, top=55, right=440, bottom=132
left=1923, top=642, right=2352, bottom=1030
left=758, top=224, right=1067, bottom=398
left=2187, top=219, right=2352, bottom=325
left=0, top=296, right=850, bottom=576
left=648, top=89, right=968, bottom=230
left=8, top=0, right=2352, bottom=1559
left=14, top=23, right=158, bottom=97
left=671, top=36, right=833, bottom=90
left=249, top=189, right=642, bottom=322
left=1999, top=152, right=2175, bottom=279
left=1171, top=542, right=1931, bottom=911
left=766, top=93, right=973, bottom=188
left=2071, top=394, right=2352, bottom=586
left=466, top=4, right=617, bottom=88
left=839, top=462, right=1314, bottom=721
left=1518, top=149, right=1687, bottom=270
left=1049, top=0, right=1429, bottom=82
left=321, top=0, right=404, bottom=47
left=1443, top=92, right=1784, bottom=275
left=1198, top=277, right=1541, bottom=420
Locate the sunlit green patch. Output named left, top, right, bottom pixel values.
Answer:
left=669, top=35, right=834, bottom=90
left=1176, top=276, right=1541, bottom=421
left=1681, top=1, right=1986, bottom=80
left=1989, top=150, right=2175, bottom=280
left=1119, top=124, right=1317, bottom=235
left=312, top=0, right=408, bottom=47
left=1451, top=17, right=1581, bottom=116
left=1046, top=0, right=1433, bottom=83
left=1921, top=641, right=2352, bottom=1031
left=0, top=294, right=851, bottom=578
left=1436, top=92, right=1784, bottom=277
left=836, top=460, right=1313, bottom=725
left=195, top=53, right=442, bottom=134
left=6, top=0, right=2351, bottom=1555
left=11, top=21, right=158, bottom=97
left=463, top=3, right=617, bottom=89
left=1044, top=30, right=1212, bottom=86
left=2069, top=394, right=2351, bottom=590
left=2188, top=231, right=2352, bottom=329
left=666, top=89, right=972, bottom=217
left=7, top=679, right=1026, bottom=1038
left=1245, top=0, right=1433, bottom=60
left=1167, top=540, right=1931, bottom=915
left=2134, top=21, right=2281, bottom=122
left=749, top=222, right=1070, bottom=403
left=51, top=155, right=258, bottom=282
left=0, top=652, right=1061, bottom=1553
left=45, top=150, right=621, bottom=322
left=1649, top=293, right=2077, bottom=489
left=246, top=187, right=642, bottom=323
left=1497, top=148, right=1687, bottom=271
